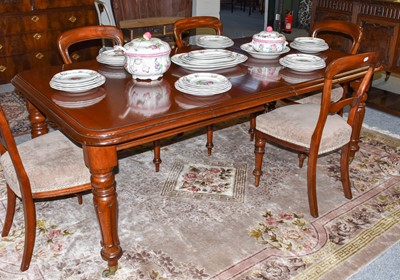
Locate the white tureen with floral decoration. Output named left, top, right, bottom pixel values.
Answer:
left=251, top=26, right=288, bottom=53
left=116, top=32, right=171, bottom=80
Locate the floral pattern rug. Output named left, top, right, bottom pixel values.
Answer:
left=161, top=161, right=247, bottom=202
left=0, top=90, right=399, bottom=279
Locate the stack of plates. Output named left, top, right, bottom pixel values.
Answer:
left=96, top=49, right=126, bottom=67
left=240, top=43, right=290, bottom=60
left=175, top=73, right=232, bottom=96
left=52, top=88, right=106, bottom=108
left=279, top=54, right=326, bottom=72
left=50, top=69, right=106, bottom=92
left=290, top=37, right=329, bottom=53
left=196, top=35, right=234, bottom=48
left=172, top=49, right=247, bottom=71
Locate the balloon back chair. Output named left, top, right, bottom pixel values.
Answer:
left=253, top=51, right=380, bottom=218
left=173, top=16, right=257, bottom=155
left=173, top=16, right=222, bottom=48
left=287, top=20, right=364, bottom=167
left=0, top=106, right=92, bottom=271
left=57, top=25, right=124, bottom=64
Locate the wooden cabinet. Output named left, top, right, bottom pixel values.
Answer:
left=0, top=0, right=98, bottom=84
left=311, top=0, right=400, bottom=74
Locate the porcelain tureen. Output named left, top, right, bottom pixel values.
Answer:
left=251, top=26, right=287, bottom=53
left=117, top=33, right=171, bottom=80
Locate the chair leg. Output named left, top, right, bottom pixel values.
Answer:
left=21, top=198, right=36, bottom=271
left=206, top=125, right=214, bottom=156
left=76, top=194, right=83, bottom=205
left=2, top=185, right=16, bottom=237
left=253, top=135, right=266, bottom=187
left=306, top=151, right=319, bottom=218
left=153, top=140, right=161, bottom=172
left=340, top=145, right=353, bottom=199
left=249, top=113, right=256, bottom=141
left=298, top=153, right=307, bottom=168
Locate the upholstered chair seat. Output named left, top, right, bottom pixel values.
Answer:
left=252, top=52, right=379, bottom=218
left=256, top=103, right=352, bottom=154
left=0, top=103, right=93, bottom=271
left=0, top=130, right=91, bottom=197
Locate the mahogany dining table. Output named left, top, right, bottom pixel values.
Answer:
left=11, top=37, right=372, bottom=274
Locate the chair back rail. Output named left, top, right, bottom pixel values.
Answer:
left=57, top=25, right=124, bottom=64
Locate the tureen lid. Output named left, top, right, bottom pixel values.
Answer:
left=123, top=33, right=171, bottom=55
left=253, top=26, right=286, bottom=42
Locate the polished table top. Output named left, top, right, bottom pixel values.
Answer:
left=12, top=38, right=351, bottom=148
left=11, top=37, right=370, bottom=273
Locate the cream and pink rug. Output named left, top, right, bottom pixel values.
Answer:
left=0, top=90, right=399, bottom=279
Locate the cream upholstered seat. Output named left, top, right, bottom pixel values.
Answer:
left=0, top=106, right=92, bottom=271
left=256, top=104, right=352, bottom=154
left=253, top=52, right=380, bottom=218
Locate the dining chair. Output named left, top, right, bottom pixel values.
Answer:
left=173, top=16, right=224, bottom=157
left=253, top=51, right=380, bottom=218
left=57, top=25, right=166, bottom=172
left=287, top=20, right=364, bottom=168
left=173, top=16, right=223, bottom=48
left=293, top=20, right=363, bottom=105
left=0, top=106, right=92, bottom=271
left=57, top=25, right=124, bottom=64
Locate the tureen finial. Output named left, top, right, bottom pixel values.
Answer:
left=266, top=26, right=273, bottom=32
left=143, top=32, right=152, bottom=40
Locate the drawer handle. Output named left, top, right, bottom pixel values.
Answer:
left=0, top=66, right=6, bottom=72
left=0, top=44, right=2, bottom=50
left=35, top=53, right=44, bottom=60
left=31, top=16, right=40, bottom=22
left=69, top=16, right=77, bottom=23
left=33, top=33, right=42, bottom=40
left=71, top=53, right=80, bottom=61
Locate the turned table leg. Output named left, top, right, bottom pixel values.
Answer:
left=27, top=102, right=48, bottom=138
left=83, top=145, right=123, bottom=276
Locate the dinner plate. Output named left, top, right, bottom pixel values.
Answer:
left=175, top=73, right=232, bottom=96
left=196, top=35, right=234, bottom=49
left=294, top=37, right=326, bottom=45
left=96, top=49, right=126, bottom=67
left=51, top=69, right=101, bottom=84
left=240, top=43, right=290, bottom=59
left=50, top=74, right=106, bottom=93
left=171, top=51, right=247, bottom=71
left=178, top=73, right=231, bottom=89
left=290, top=37, right=329, bottom=53
left=279, top=54, right=326, bottom=72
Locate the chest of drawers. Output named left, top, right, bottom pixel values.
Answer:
left=0, top=0, right=98, bottom=84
